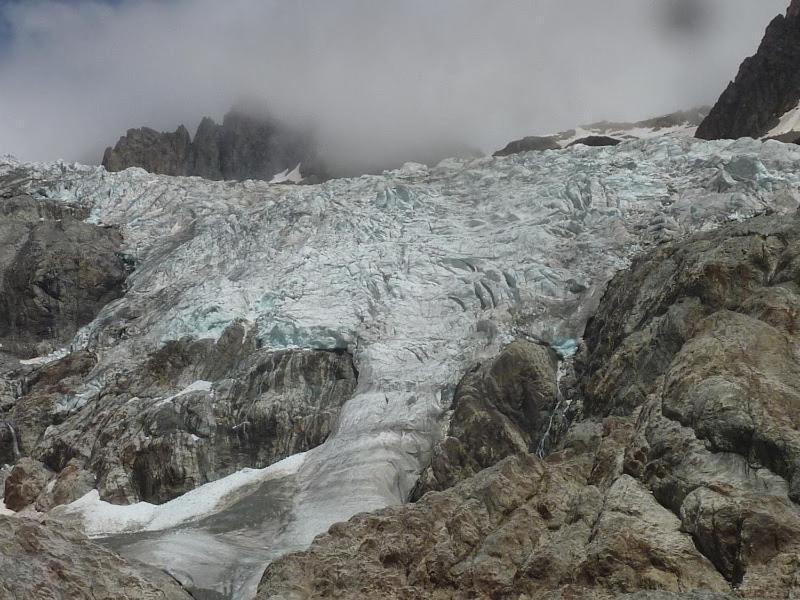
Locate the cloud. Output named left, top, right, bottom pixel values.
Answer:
left=0, top=0, right=789, bottom=171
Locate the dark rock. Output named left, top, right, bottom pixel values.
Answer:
left=411, top=339, right=558, bottom=498
left=493, top=136, right=561, bottom=157
left=102, top=107, right=326, bottom=182
left=567, top=135, right=622, bottom=147
left=0, top=195, right=129, bottom=358
left=0, top=515, right=191, bottom=599
left=696, top=1, right=800, bottom=140
left=102, top=125, right=192, bottom=175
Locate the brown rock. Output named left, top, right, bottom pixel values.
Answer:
left=0, top=515, right=191, bottom=599
left=3, top=457, right=52, bottom=511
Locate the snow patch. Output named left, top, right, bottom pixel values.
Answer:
left=767, top=101, right=800, bottom=138
left=269, top=163, right=303, bottom=184
left=154, top=380, right=213, bottom=407
left=19, top=347, right=69, bottom=366
left=61, top=452, right=306, bottom=537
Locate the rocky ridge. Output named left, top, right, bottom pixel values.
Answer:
left=102, top=108, right=326, bottom=182
left=697, top=0, right=800, bottom=142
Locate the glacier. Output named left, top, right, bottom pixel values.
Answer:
left=3, top=136, right=800, bottom=598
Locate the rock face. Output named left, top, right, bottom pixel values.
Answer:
left=102, top=108, right=325, bottom=182
left=411, top=339, right=558, bottom=498
left=696, top=1, right=800, bottom=140
left=258, top=452, right=729, bottom=599
left=0, top=515, right=191, bottom=599
left=579, top=211, right=800, bottom=597
left=0, top=195, right=129, bottom=358
left=494, top=107, right=707, bottom=156
left=257, top=211, right=800, bottom=599
left=2, top=322, right=357, bottom=506
left=101, top=125, right=193, bottom=175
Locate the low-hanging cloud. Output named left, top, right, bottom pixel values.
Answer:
left=0, top=0, right=789, bottom=171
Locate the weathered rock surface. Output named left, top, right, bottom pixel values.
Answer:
left=0, top=515, right=192, bottom=599
left=3, top=457, right=52, bottom=512
left=578, top=211, right=800, bottom=597
left=697, top=1, right=800, bottom=140
left=411, top=339, right=558, bottom=498
left=2, top=321, right=357, bottom=506
left=0, top=195, right=129, bottom=358
left=568, top=135, right=622, bottom=147
left=103, top=108, right=325, bottom=182
left=258, top=449, right=728, bottom=599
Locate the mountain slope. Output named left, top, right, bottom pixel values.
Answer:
left=2, top=137, right=799, bottom=598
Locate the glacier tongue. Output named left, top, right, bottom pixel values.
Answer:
left=5, top=136, right=800, bottom=598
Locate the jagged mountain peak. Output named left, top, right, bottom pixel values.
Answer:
left=102, top=107, right=326, bottom=183
left=696, top=0, right=800, bottom=142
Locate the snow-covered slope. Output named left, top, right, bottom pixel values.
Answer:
left=4, top=136, right=800, bottom=598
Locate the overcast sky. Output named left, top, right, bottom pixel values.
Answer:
left=0, top=0, right=789, bottom=169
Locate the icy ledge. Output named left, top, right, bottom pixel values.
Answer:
left=3, top=136, right=800, bottom=598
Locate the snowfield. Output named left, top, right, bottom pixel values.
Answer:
left=3, top=135, right=800, bottom=598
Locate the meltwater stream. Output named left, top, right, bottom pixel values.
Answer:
left=4, top=136, right=800, bottom=598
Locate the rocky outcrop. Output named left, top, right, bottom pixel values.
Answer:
left=493, top=135, right=560, bottom=156
left=411, top=339, right=558, bottom=498
left=258, top=446, right=729, bottom=599
left=568, top=135, right=621, bottom=147
left=494, top=107, right=707, bottom=156
left=101, top=125, right=193, bottom=175
left=0, top=515, right=191, bottom=599
left=0, top=195, right=129, bottom=358
left=696, top=1, right=800, bottom=140
left=102, top=108, right=325, bottom=182
left=257, top=210, right=800, bottom=599
left=2, top=322, right=358, bottom=506
left=578, top=211, right=800, bottom=596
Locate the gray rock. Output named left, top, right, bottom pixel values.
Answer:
left=0, top=195, right=129, bottom=358
left=580, top=210, right=800, bottom=596
left=102, top=108, right=326, bottom=182
left=10, top=322, right=357, bottom=505
left=102, top=125, right=193, bottom=175
left=697, top=0, right=800, bottom=140
left=411, top=339, right=558, bottom=498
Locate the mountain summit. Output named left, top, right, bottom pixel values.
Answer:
left=696, top=0, right=800, bottom=141
left=102, top=108, right=327, bottom=182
